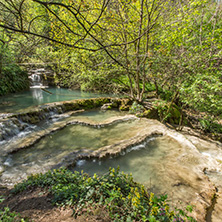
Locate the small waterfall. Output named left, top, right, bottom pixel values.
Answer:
left=30, top=74, right=42, bottom=87
left=29, top=68, right=48, bottom=88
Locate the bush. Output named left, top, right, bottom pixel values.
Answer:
left=129, top=101, right=145, bottom=114
left=199, top=116, right=222, bottom=134
left=0, top=207, right=27, bottom=222
left=13, top=168, right=196, bottom=222
left=0, top=64, right=29, bottom=96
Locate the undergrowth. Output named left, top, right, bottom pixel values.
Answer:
left=0, top=196, right=27, bottom=222
left=12, top=167, right=196, bottom=222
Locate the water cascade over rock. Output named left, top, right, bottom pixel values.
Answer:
left=0, top=98, right=222, bottom=221
left=29, top=68, right=48, bottom=88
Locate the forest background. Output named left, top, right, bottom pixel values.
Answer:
left=0, top=0, right=222, bottom=129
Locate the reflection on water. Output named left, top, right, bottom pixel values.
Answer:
left=31, top=88, right=44, bottom=103
left=0, top=87, right=113, bottom=113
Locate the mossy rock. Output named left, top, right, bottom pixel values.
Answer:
left=76, top=99, right=95, bottom=109
left=101, top=103, right=113, bottom=110
left=121, top=99, right=133, bottom=106
left=142, top=109, right=159, bottom=119
left=119, top=104, right=130, bottom=111
left=110, top=98, right=122, bottom=108
left=20, top=115, right=31, bottom=123
left=93, top=98, right=111, bottom=107
left=29, top=115, right=40, bottom=124
left=61, top=102, right=80, bottom=111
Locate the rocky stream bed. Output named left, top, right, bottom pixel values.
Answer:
left=0, top=97, right=222, bottom=222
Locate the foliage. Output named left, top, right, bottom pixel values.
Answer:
left=1, top=0, right=222, bottom=120
left=129, top=101, right=145, bottom=114
left=0, top=190, right=27, bottom=221
left=0, top=27, right=29, bottom=96
left=199, top=115, right=222, bottom=134
left=0, top=64, right=29, bottom=96
left=180, top=74, right=222, bottom=115
left=13, top=167, right=196, bottom=222
left=0, top=207, right=27, bottom=222
left=152, top=100, right=172, bottom=122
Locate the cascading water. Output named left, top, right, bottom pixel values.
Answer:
left=0, top=105, right=222, bottom=220
left=30, top=74, right=42, bottom=87
left=29, top=68, right=48, bottom=88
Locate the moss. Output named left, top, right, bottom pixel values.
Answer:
left=110, top=98, right=122, bottom=107
left=121, top=99, right=133, bottom=106
left=20, top=115, right=31, bottom=123
left=77, top=99, right=95, bottom=109
left=62, top=102, right=80, bottom=111
left=93, top=98, right=111, bottom=107
left=142, top=109, right=159, bottom=119
left=119, top=104, right=130, bottom=111
left=29, top=115, right=40, bottom=124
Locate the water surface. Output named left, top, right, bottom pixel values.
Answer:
left=0, top=119, right=147, bottom=185
left=0, top=87, right=112, bottom=113
left=73, top=135, right=182, bottom=194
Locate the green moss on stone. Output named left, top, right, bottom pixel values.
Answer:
left=119, top=105, right=130, bottom=111
left=142, top=109, right=159, bottom=119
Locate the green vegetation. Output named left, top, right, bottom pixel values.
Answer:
left=0, top=29, right=29, bottom=96
left=0, top=1, right=221, bottom=219
left=129, top=101, right=145, bottom=114
left=0, top=207, right=27, bottom=222
left=12, top=168, right=195, bottom=221
left=0, top=196, right=27, bottom=222
left=0, top=0, right=221, bottom=110
left=0, top=64, right=29, bottom=96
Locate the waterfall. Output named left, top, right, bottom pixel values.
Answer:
left=29, top=68, right=48, bottom=88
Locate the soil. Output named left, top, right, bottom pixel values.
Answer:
left=0, top=187, right=110, bottom=222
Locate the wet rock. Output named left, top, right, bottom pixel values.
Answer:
left=0, top=166, right=4, bottom=175
left=212, top=190, right=222, bottom=222
left=101, top=103, right=112, bottom=110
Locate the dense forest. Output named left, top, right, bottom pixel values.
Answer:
left=0, top=0, right=221, bottom=107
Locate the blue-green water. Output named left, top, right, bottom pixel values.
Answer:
left=72, top=135, right=179, bottom=193
left=0, top=119, right=148, bottom=185
left=0, top=87, right=112, bottom=113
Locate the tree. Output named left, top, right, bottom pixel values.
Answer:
left=1, top=0, right=221, bottom=112
left=0, top=0, right=170, bottom=101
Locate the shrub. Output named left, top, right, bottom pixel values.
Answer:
left=0, top=64, right=29, bottom=96
left=13, top=168, right=196, bottom=222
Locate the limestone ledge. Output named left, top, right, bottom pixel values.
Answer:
left=7, top=97, right=131, bottom=124
left=56, top=119, right=218, bottom=222
left=0, top=97, right=132, bottom=142
left=3, top=115, right=137, bottom=156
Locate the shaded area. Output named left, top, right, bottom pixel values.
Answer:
left=0, top=188, right=76, bottom=222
